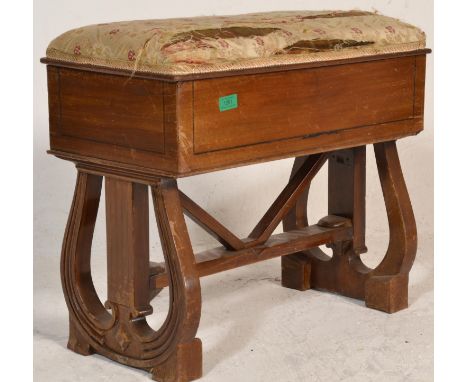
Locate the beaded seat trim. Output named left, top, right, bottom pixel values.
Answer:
left=46, top=10, right=426, bottom=76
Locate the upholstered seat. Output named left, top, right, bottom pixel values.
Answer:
left=46, top=10, right=425, bottom=76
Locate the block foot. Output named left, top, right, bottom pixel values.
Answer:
left=281, top=254, right=311, bottom=291
left=67, top=319, right=94, bottom=356
left=365, top=274, right=409, bottom=313
left=152, top=338, right=202, bottom=382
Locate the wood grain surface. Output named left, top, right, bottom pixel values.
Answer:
left=46, top=53, right=427, bottom=177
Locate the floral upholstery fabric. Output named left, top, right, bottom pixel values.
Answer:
left=46, top=10, right=426, bottom=76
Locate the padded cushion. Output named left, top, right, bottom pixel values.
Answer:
left=46, top=10, right=425, bottom=76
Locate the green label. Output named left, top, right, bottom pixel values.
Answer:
left=219, top=94, right=238, bottom=112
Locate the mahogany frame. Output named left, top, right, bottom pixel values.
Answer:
left=44, top=48, right=428, bottom=382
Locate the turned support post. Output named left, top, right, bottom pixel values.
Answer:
left=105, top=177, right=153, bottom=323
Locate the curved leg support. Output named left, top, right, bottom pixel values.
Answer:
left=364, top=141, right=417, bottom=312
left=61, top=171, right=202, bottom=381
left=282, top=141, right=417, bottom=313
left=150, top=179, right=202, bottom=382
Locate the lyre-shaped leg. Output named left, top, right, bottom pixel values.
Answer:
left=150, top=179, right=202, bottom=382
left=281, top=141, right=417, bottom=313
left=61, top=172, right=104, bottom=355
left=61, top=171, right=202, bottom=381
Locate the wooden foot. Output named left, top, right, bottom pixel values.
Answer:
left=282, top=142, right=417, bottom=313
left=67, top=318, right=94, bottom=356
left=60, top=171, right=202, bottom=378
left=152, top=339, right=202, bottom=382
left=281, top=253, right=311, bottom=291
left=365, top=274, right=409, bottom=313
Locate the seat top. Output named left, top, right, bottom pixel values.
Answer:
left=46, top=10, right=425, bottom=78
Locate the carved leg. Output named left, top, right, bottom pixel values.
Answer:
left=150, top=179, right=202, bottom=382
left=282, top=147, right=365, bottom=291
left=60, top=171, right=202, bottom=381
left=281, top=141, right=417, bottom=313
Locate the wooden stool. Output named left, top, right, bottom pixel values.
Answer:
left=42, top=10, right=429, bottom=381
